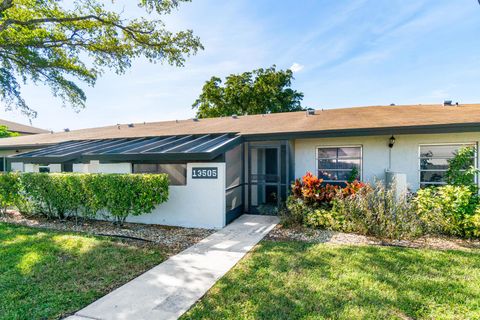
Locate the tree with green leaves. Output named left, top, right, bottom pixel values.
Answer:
left=0, top=0, right=203, bottom=117
left=0, top=124, right=18, bottom=137
left=193, top=65, right=304, bottom=118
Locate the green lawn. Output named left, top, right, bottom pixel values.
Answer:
left=183, top=241, right=480, bottom=320
left=0, top=223, right=167, bottom=320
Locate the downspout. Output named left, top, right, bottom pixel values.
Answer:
left=388, top=148, right=392, bottom=171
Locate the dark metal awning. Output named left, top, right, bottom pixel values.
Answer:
left=9, top=134, right=242, bottom=163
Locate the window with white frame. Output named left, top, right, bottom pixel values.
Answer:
left=419, top=143, right=477, bottom=187
left=317, top=146, right=362, bottom=184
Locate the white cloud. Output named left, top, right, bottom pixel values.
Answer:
left=290, top=62, right=304, bottom=73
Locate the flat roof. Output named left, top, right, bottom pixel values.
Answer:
left=1, top=103, right=480, bottom=149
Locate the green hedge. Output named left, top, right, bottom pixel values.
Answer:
left=0, top=172, right=21, bottom=214
left=0, top=172, right=169, bottom=224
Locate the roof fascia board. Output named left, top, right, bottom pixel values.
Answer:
left=242, top=123, right=480, bottom=141
left=6, top=155, right=80, bottom=163
left=0, top=144, right=55, bottom=150
left=3, top=122, right=480, bottom=154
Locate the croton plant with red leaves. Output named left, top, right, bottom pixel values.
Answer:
left=291, top=172, right=365, bottom=205
left=341, top=180, right=366, bottom=197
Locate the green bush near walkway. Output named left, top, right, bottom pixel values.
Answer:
left=0, top=172, right=169, bottom=224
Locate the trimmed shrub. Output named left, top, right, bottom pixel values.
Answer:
left=14, top=172, right=169, bottom=224
left=19, top=173, right=84, bottom=219
left=0, top=172, right=21, bottom=214
left=93, top=174, right=170, bottom=224
left=20, top=173, right=58, bottom=218
left=82, top=174, right=107, bottom=219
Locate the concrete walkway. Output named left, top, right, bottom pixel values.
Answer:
left=66, top=214, right=279, bottom=320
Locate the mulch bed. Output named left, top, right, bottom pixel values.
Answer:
left=266, top=224, right=480, bottom=251
left=1, top=211, right=215, bottom=255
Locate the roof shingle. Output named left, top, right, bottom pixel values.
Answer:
left=0, top=119, right=48, bottom=135
left=1, top=103, right=480, bottom=148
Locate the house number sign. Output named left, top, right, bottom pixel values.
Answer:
left=192, top=167, right=218, bottom=179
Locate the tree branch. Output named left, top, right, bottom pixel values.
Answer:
left=0, top=13, right=155, bottom=36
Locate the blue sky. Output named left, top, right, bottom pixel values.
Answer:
left=1, top=0, right=480, bottom=131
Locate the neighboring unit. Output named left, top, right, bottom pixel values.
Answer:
left=0, top=118, right=48, bottom=172
left=1, top=103, right=479, bottom=228
left=0, top=118, right=48, bottom=135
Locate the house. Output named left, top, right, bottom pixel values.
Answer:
left=0, top=103, right=479, bottom=228
left=0, top=119, right=48, bottom=171
left=0, top=119, right=48, bottom=135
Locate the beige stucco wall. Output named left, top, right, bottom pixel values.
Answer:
left=294, top=132, right=480, bottom=191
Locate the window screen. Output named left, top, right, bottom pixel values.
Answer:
left=419, top=144, right=476, bottom=187
left=132, top=164, right=187, bottom=185
left=317, top=146, right=362, bottom=184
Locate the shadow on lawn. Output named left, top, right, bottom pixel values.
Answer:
left=0, top=223, right=165, bottom=320
left=183, top=242, right=480, bottom=320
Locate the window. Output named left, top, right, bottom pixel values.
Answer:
left=38, top=165, right=50, bottom=173
left=419, top=143, right=477, bottom=187
left=317, top=146, right=362, bottom=184
left=62, top=163, right=73, bottom=172
left=132, top=164, right=187, bottom=185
